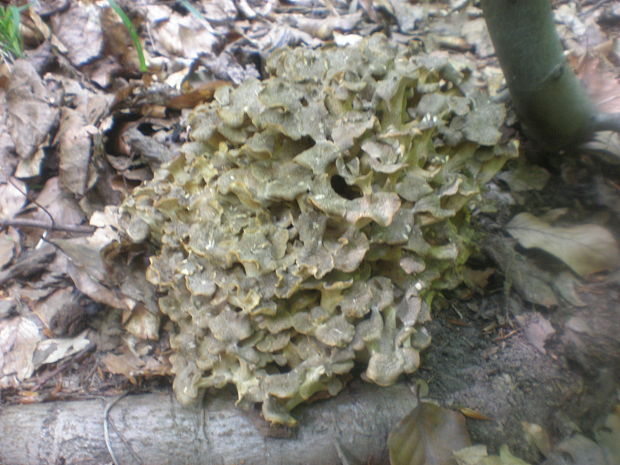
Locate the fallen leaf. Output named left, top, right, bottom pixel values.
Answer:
left=143, top=6, right=218, bottom=59
left=576, top=54, right=620, bottom=114
left=200, top=0, right=238, bottom=22
left=521, top=422, right=552, bottom=457
left=498, top=162, right=550, bottom=192
left=516, top=314, right=555, bottom=355
left=551, top=271, right=586, bottom=307
left=17, top=177, right=85, bottom=245
left=50, top=2, right=103, bottom=66
left=0, top=90, right=17, bottom=177
left=0, top=179, right=28, bottom=219
left=482, top=235, right=558, bottom=308
left=6, top=60, right=60, bottom=166
left=100, top=5, right=145, bottom=73
left=167, top=80, right=231, bottom=109
left=57, top=108, right=93, bottom=196
left=453, top=445, right=492, bottom=465
left=506, top=213, right=620, bottom=277
left=123, top=304, right=160, bottom=341
left=31, top=286, right=83, bottom=337
left=459, top=407, right=492, bottom=421
left=388, top=402, right=471, bottom=465
left=102, top=351, right=144, bottom=378
left=549, top=435, right=609, bottom=465
left=32, top=330, right=91, bottom=367
left=454, top=444, right=534, bottom=465
left=594, top=409, right=620, bottom=464
left=498, top=445, right=532, bottom=465
left=0, top=230, right=17, bottom=269
left=0, top=316, right=42, bottom=387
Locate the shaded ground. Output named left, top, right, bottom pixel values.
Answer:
left=421, top=281, right=620, bottom=462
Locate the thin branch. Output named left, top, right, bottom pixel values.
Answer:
left=104, top=392, right=130, bottom=465
left=8, top=177, right=57, bottom=244
left=0, top=218, right=96, bottom=234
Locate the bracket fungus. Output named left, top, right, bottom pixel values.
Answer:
left=121, top=34, right=518, bottom=425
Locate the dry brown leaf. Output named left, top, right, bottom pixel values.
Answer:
left=0, top=91, right=17, bottom=177
left=0, top=316, right=42, bottom=388
left=459, top=407, right=492, bottom=421
left=57, top=108, right=94, bottom=196
left=31, top=287, right=83, bottom=337
left=123, top=304, right=160, bottom=341
left=388, top=402, right=471, bottom=465
left=0, top=179, right=28, bottom=219
left=0, top=230, right=18, bottom=269
left=550, top=435, right=609, bottom=465
left=521, top=422, right=552, bottom=457
left=507, top=213, right=620, bottom=277
left=17, top=177, right=85, bottom=245
left=200, top=0, right=238, bottom=22
left=576, top=54, right=620, bottom=114
left=6, top=60, right=60, bottom=167
left=516, top=314, right=555, bottom=355
left=101, top=351, right=144, bottom=378
left=144, top=6, right=218, bottom=59
left=32, top=330, right=91, bottom=367
left=50, top=2, right=103, bottom=66
left=100, top=5, right=144, bottom=73
left=167, top=80, right=231, bottom=109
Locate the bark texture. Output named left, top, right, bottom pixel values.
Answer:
left=0, top=382, right=417, bottom=465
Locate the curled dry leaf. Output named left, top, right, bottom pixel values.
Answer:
left=506, top=213, right=620, bottom=277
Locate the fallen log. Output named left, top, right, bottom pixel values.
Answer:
left=0, top=381, right=417, bottom=465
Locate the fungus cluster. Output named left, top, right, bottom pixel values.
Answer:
left=122, top=34, right=517, bottom=424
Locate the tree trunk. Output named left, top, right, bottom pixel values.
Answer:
left=480, top=0, right=596, bottom=149
left=0, top=382, right=416, bottom=465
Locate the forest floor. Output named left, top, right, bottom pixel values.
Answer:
left=1, top=1, right=620, bottom=464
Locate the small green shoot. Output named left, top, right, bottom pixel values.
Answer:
left=0, top=4, right=29, bottom=61
left=108, top=0, right=148, bottom=73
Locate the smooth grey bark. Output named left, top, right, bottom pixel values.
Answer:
left=0, top=382, right=417, bottom=465
left=480, top=0, right=597, bottom=149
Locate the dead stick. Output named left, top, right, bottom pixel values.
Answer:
left=1, top=218, right=96, bottom=234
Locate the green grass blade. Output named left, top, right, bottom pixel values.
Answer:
left=0, top=4, right=27, bottom=59
left=9, top=5, right=24, bottom=56
left=108, top=0, right=148, bottom=72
